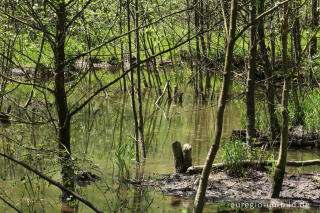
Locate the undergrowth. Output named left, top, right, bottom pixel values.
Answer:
left=221, top=137, right=248, bottom=176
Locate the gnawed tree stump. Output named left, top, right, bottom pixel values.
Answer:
left=183, top=143, right=192, bottom=171
left=312, top=175, right=320, bottom=183
left=172, top=141, right=192, bottom=173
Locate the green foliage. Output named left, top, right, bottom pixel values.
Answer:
left=268, top=153, right=276, bottom=177
left=112, top=139, right=135, bottom=184
left=299, top=89, right=320, bottom=136
left=221, top=137, right=248, bottom=176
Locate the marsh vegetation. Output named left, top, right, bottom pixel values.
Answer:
left=0, top=0, right=319, bottom=212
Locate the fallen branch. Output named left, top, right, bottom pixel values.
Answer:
left=155, top=80, right=169, bottom=106
left=0, top=152, right=103, bottom=213
left=187, top=159, right=320, bottom=174
left=0, top=195, right=22, bottom=213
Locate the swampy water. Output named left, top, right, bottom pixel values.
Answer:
left=0, top=90, right=319, bottom=212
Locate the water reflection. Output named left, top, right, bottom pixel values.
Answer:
left=0, top=89, right=319, bottom=212
left=61, top=201, right=75, bottom=213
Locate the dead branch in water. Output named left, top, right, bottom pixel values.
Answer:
left=187, top=159, right=320, bottom=174
left=0, top=152, right=103, bottom=213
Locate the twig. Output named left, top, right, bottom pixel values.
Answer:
left=0, top=195, right=22, bottom=213
left=155, top=80, right=169, bottom=106
left=0, top=152, right=103, bottom=213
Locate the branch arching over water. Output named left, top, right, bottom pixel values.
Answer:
left=0, top=152, right=103, bottom=213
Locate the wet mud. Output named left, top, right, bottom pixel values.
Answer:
left=141, top=170, right=320, bottom=209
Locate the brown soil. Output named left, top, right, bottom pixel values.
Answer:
left=141, top=170, right=320, bottom=209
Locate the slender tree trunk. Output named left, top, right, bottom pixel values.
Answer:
left=270, top=1, right=276, bottom=69
left=135, top=0, right=146, bottom=158
left=127, top=0, right=140, bottom=162
left=257, top=0, right=280, bottom=140
left=194, top=0, right=201, bottom=97
left=246, top=1, right=257, bottom=144
left=119, top=0, right=127, bottom=92
left=310, top=0, right=318, bottom=56
left=193, top=0, right=237, bottom=211
left=54, top=1, right=74, bottom=204
left=270, top=2, right=290, bottom=198
left=199, top=0, right=208, bottom=99
left=291, top=4, right=304, bottom=126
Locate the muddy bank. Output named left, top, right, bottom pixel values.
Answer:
left=141, top=170, right=320, bottom=209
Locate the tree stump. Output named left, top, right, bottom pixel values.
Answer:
left=183, top=143, right=192, bottom=171
left=172, top=141, right=192, bottom=173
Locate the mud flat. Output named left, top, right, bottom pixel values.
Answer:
left=141, top=170, right=320, bottom=210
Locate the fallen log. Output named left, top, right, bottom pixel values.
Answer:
left=187, top=159, right=320, bottom=174
left=231, top=129, right=319, bottom=149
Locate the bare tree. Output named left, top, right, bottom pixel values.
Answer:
left=270, top=1, right=290, bottom=198
left=246, top=0, right=257, bottom=144
left=193, top=0, right=238, bottom=211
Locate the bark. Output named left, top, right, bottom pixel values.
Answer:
left=183, top=143, right=192, bottom=171
left=291, top=3, right=304, bottom=126
left=135, top=0, right=146, bottom=158
left=127, top=0, right=140, bottom=162
left=54, top=1, right=75, bottom=204
left=172, top=142, right=193, bottom=173
left=270, top=2, right=290, bottom=198
left=246, top=1, right=257, bottom=144
left=310, top=0, right=318, bottom=56
left=193, top=0, right=237, bottom=212
left=257, top=0, right=280, bottom=140
left=172, top=141, right=185, bottom=173
left=119, top=0, right=127, bottom=92
left=199, top=0, right=208, bottom=99
left=194, top=0, right=202, bottom=97
left=292, top=6, right=301, bottom=58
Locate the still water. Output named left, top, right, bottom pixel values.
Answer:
left=0, top=90, right=319, bottom=212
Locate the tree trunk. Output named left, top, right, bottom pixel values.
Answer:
left=193, top=0, right=237, bottom=212
left=246, top=1, right=257, bottom=144
left=127, top=0, right=140, bottom=162
left=194, top=0, right=202, bottom=98
left=291, top=2, right=304, bottom=126
left=54, top=1, right=74, bottom=204
left=135, top=0, right=146, bottom=158
left=270, top=2, right=290, bottom=198
left=119, top=0, right=127, bottom=92
left=257, top=0, right=280, bottom=140
left=310, top=0, right=318, bottom=56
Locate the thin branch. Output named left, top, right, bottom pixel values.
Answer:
left=69, top=18, right=223, bottom=117
left=0, top=10, right=55, bottom=41
left=0, top=195, right=22, bottom=213
left=235, top=0, right=292, bottom=40
left=65, top=6, right=195, bottom=65
left=65, top=0, right=93, bottom=29
left=155, top=80, right=169, bottom=105
left=0, top=152, right=103, bottom=213
left=0, top=73, right=54, bottom=93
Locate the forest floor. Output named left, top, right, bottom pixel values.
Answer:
left=140, top=170, right=320, bottom=210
